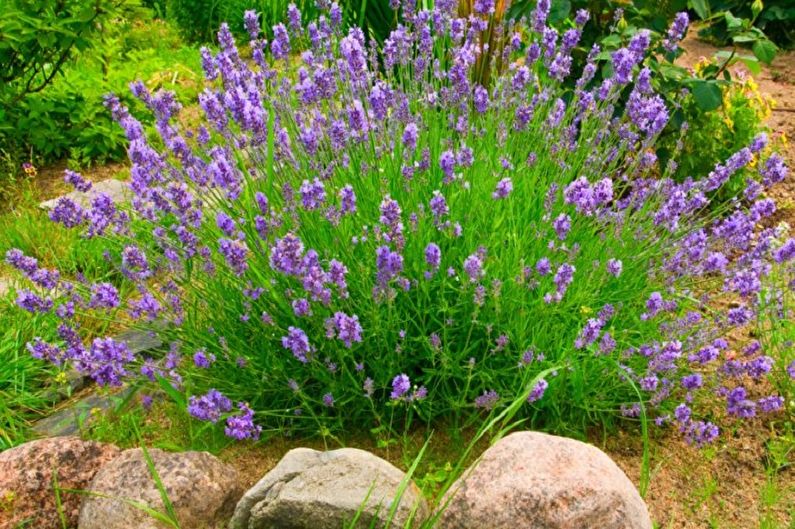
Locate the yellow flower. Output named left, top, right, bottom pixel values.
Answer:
left=580, top=306, right=592, bottom=315
left=55, top=371, right=68, bottom=384
left=694, top=58, right=711, bottom=75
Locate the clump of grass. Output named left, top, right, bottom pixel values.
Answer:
left=0, top=295, right=58, bottom=449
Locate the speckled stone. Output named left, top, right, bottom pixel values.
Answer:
left=230, top=447, right=429, bottom=529
left=436, top=431, right=652, bottom=529
left=78, top=448, right=241, bottom=529
left=39, top=179, right=131, bottom=211
left=0, top=437, right=121, bottom=529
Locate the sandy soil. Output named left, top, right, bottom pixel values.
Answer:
left=600, top=31, right=795, bottom=529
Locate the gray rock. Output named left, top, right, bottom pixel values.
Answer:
left=79, top=448, right=242, bottom=529
left=436, top=431, right=652, bottom=529
left=41, top=368, right=89, bottom=401
left=0, top=437, right=120, bottom=529
left=32, top=388, right=132, bottom=437
left=39, top=179, right=131, bottom=210
left=230, top=447, right=429, bottom=529
left=115, top=328, right=164, bottom=354
left=32, top=328, right=162, bottom=437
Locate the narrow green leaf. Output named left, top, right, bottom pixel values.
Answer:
left=690, top=0, right=709, bottom=20
left=155, top=375, right=186, bottom=408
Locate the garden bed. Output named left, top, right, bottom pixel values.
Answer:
left=1, top=3, right=794, bottom=528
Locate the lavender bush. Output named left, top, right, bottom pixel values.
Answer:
left=8, top=0, right=794, bottom=445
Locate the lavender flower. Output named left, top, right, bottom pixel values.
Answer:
left=225, top=402, right=261, bottom=440
left=527, top=379, right=548, bottom=403
left=281, top=326, right=312, bottom=363
left=425, top=242, right=441, bottom=269
left=553, top=213, right=571, bottom=240
left=271, top=23, right=290, bottom=59
left=391, top=373, right=411, bottom=399
left=758, top=395, right=783, bottom=413
left=463, top=253, right=484, bottom=283
left=475, top=390, right=499, bottom=410
left=473, top=0, right=494, bottom=15
left=49, top=197, right=84, bottom=228
left=64, top=170, right=92, bottom=192
left=300, top=178, right=326, bottom=210
left=340, top=185, right=357, bottom=214
left=492, top=178, right=513, bottom=200
left=325, top=311, right=363, bottom=347
left=606, top=259, right=623, bottom=277
left=17, top=290, right=53, bottom=314
left=188, top=389, right=232, bottom=422
left=663, top=12, right=689, bottom=53
left=243, top=10, right=260, bottom=39
left=193, top=349, right=216, bottom=368
left=89, top=283, right=120, bottom=309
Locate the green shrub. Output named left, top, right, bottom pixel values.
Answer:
left=10, top=3, right=792, bottom=449
left=658, top=71, right=775, bottom=197
left=697, top=0, right=795, bottom=50
left=0, top=0, right=134, bottom=102
left=165, top=0, right=319, bottom=42
left=0, top=0, right=138, bottom=197
left=0, top=17, right=203, bottom=175
left=164, top=0, right=396, bottom=43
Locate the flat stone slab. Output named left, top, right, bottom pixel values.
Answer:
left=31, top=328, right=162, bottom=437
left=32, top=388, right=133, bottom=437
left=42, top=368, right=89, bottom=401
left=39, top=179, right=131, bottom=210
left=115, top=328, right=164, bottom=355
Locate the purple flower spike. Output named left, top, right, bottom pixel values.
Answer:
left=475, top=390, right=500, bottom=410
left=64, top=170, right=92, bottom=192
left=188, top=389, right=232, bottom=423
left=281, top=326, right=312, bottom=363
left=463, top=253, right=484, bottom=283
left=225, top=402, right=262, bottom=440
left=391, top=373, right=411, bottom=399
left=493, top=178, right=513, bottom=200
left=527, top=379, right=548, bottom=403
left=606, top=259, right=623, bottom=277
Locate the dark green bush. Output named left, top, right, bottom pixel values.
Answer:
left=697, top=0, right=795, bottom=49
left=0, top=14, right=202, bottom=182
left=164, top=0, right=397, bottom=43
left=0, top=0, right=136, bottom=194
left=165, top=0, right=319, bottom=42
left=0, top=0, right=133, bottom=102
